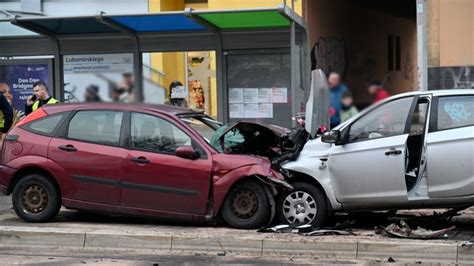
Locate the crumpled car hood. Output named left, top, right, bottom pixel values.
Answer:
left=212, top=153, right=271, bottom=173
left=215, top=121, right=290, bottom=143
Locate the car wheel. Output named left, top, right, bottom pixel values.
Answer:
left=276, top=182, right=328, bottom=228
left=12, top=174, right=61, bottom=223
left=221, top=181, right=271, bottom=229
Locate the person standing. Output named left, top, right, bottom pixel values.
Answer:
left=84, top=85, right=102, bottom=102
left=0, top=83, right=25, bottom=125
left=168, top=81, right=188, bottom=108
left=25, top=81, right=58, bottom=116
left=328, top=72, right=348, bottom=128
left=367, top=80, right=390, bottom=103
left=340, top=91, right=358, bottom=123
left=0, top=83, right=14, bottom=135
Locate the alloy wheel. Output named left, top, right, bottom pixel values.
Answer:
left=282, top=191, right=317, bottom=225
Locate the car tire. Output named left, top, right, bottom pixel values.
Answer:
left=220, top=181, right=271, bottom=229
left=276, top=182, right=328, bottom=228
left=12, top=174, right=61, bottom=223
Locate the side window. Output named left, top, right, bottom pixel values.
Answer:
left=348, top=97, right=414, bottom=142
left=131, top=113, right=192, bottom=154
left=68, top=111, right=123, bottom=146
left=25, top=113, right=66, bottom=135
left=437, top=96, right=474, bottom=131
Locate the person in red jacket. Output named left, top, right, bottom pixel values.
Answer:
left=368, top=80, right=390, bottom=103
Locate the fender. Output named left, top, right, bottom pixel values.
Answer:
left=283, top=155, right=342, bottom=211
left=212, top=163, right=282, bottom=213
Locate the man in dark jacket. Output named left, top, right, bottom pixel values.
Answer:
left=328, top=72, right=348, bottom=128
left=0, top=90, right=13, bottom=135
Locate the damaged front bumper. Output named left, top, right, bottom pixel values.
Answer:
left=261, top=174, right=293, bottom=190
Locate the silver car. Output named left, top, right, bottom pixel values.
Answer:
left=279, top=89, right=474, bottom=227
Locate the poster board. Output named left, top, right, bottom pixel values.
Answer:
left=0, top=59, right=53, bottom=112
left=226, top=51, right=292, bottom=128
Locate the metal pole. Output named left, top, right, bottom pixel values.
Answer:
left=416, top=0, right=428, bottom=91
left=53, top=43, right=63, bottom=101
left=11, top=16, right=63, bottom=101
left=290, top=20, right=297, bottom=127
left=96, top=12, right=143, bottom=102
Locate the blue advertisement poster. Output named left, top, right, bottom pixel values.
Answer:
left=0, top=62, right=50, bottom=112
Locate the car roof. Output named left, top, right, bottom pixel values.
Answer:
left=392, top=89, right=474, bottom=99
left=42, top=102, right=204, bottom=116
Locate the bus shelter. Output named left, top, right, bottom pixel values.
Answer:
left=0, top=5, right=309, bottom=127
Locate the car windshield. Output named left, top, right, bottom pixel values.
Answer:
left=179, top=114, right=221, bottom=142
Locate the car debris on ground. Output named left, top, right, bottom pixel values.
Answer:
left=381, top=220, right=455, bottom=239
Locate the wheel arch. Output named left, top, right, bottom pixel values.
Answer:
left=215, top=175, right=274, bottom=215
left=285, top=171, right=337, bottom=213
left=8, top=166, right=61, bottom=199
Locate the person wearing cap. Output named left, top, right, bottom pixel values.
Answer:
left=368, top=80, right=390, bottom=103
left=25, top=81, right=58, bottom=116
left=84, top=85, right=102, bottom=102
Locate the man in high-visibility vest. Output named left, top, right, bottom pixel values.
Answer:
left=25, top=81, right=58, bottom=116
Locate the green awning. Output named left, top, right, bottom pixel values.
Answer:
left=197, top=10, right=290, bottom=29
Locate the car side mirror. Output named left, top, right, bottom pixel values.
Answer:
left=321, top=130, right=341, bottom=144
left=176, top=146, right=199, bottom=159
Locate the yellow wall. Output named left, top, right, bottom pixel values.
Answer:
left=208, top=0, right=302, bottom=15
left=438, top=0, right=474, bottom=66
left=148, top=0, right=186, bottom=93
left=148, top=0, right=302, bottom=115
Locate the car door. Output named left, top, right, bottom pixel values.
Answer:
left=328, top=96, right=416, bottom=203
left=120, top=112, right=212, bottom=215
left=426, top=95, right=474, bottom=198
left=48, top=110, right=127, bottom=205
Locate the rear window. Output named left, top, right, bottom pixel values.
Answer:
left=24, top=113, right=66, bottom=136
left=437, top=96, right=474, bottom=131
left=67, top=111, right=124, bottom=146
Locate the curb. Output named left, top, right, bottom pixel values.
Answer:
left=0, top=227, right=472, bottom=263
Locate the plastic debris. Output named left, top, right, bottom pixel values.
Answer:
left=383, top=220, right=455, bottom=239
left=303, top=229, right=354, bottom=236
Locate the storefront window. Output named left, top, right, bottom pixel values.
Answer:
left=142, top=51, right=217, bottom=117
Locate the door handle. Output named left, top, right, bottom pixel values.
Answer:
left=131, top=156, right=150, bottom=164
left=385, top=148, right=402, bottom=156
left=58, top=144, right=77, bottom=152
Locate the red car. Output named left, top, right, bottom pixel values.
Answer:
left=0, top=103, right=290, bottom=229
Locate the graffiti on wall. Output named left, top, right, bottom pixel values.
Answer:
left=311, top=37, right=347, bottom=76
left=428, top=66, right=474, bottom=90
left=401, top=52, right=415, bottom=91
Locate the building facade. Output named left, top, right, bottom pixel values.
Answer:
left=427, top=0, right=474, bottom=91
left=1, top=0, right=472, bottom=114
